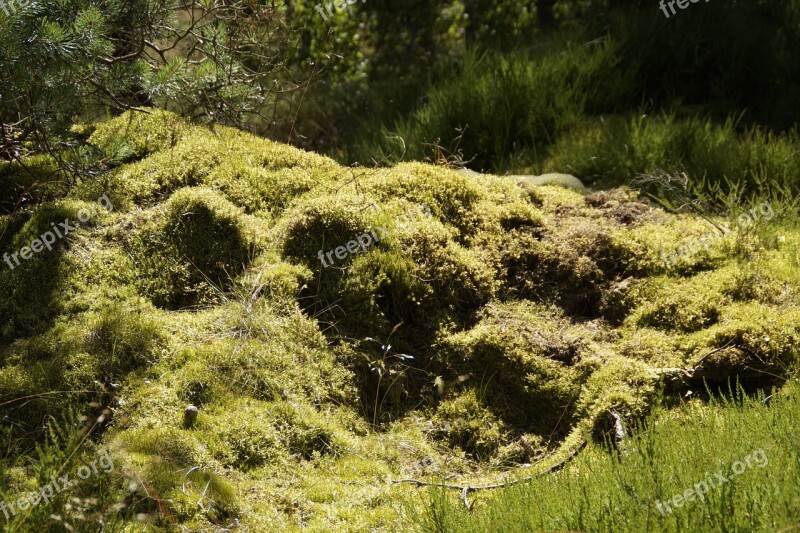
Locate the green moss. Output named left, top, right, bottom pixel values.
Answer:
left=9, top=199, right=112, bottom=249
left=205, top=398, right=286, bottom=469
left=364, top=162, right=486, bottom=238
left=431, top=389, right=509, bottom=461
left=0, top=154, right=66, bottom=205
left=0, top=299, right=166, bottom=452
left=269, top=400, right=350, bottom=460
left=205, top=163, right=328, bottom=218
left=609, top=214, right=730, bottom=275
left=3, top=111, right=800, bottom=531
left=279, top=193, right=381, bottom=266
left=88, top=109, right=190, bottom=162
left=115, top=427, right=239, bottom=522
left=575, top=355, right=660, bottom=437
left=436, top=301, right=586, bottom=435
left=685, top=302, right=800, bottom=377
left=86, top=110, right=341, bottom=211
left=629, top=269, right=735, bottom=333
left=129, top=187, right=264, bottom=309
left=616, top=327, right=685, bottom=367
left=92, top=130, right=226, bottom=209
left=280, top=192, right=494, bottom=343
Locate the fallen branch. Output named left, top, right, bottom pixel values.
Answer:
left=391, top=439, right=587, bottom=510
left=655, top=342, right=785, bottom=387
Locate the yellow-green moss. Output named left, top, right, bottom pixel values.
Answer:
left=364, top=162, right=486, bottom=238
left=436, top=301, right=588, bottom=435
left=128, top=187, right=265, bottom=309
left=279, top=192, right=494, bottom=343
left=88, top=109, right=191, bottom=161
left=575, top=355, right=660, bottom=436
left=0, top=154, right=66, bottom=203
left=431, top=389, right=510, bottom=461
left=2, top=109, right=800, bottom=531
left=684, top=302, right=800, bottom=375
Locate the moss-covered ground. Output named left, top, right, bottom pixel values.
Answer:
left=0, top=110, right=798, bottom=531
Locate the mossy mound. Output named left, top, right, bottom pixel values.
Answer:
left=430, top=389, right=513, bottom=462
left=435, top=301, right=587, bottom=435
left=0, top=154, right=67, bottom=211
left=86, top=109, right=341, bottom=211
left=278, top=192, right=495, bottom=345
left=1, top=109, right=799, bottom=530
left=0, top=199, right=129, bottom=339
left=128, top=187, right=266, bottom=309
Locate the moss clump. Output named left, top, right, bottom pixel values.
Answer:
left=480, top=213, right=635, bottom=315
left=0, top=154, right=66, bottom=207
left=629, top=270, right=734, bottom=333
left=9, top=198, right=114, bottom=250
left=86, top=111, right=342, bottom=212
left=268, top=400, right=350, bottom=460
left=279, top=194, right=381, bottom=266
left=280, top=193, right=494, bottom=344
left=0, top=299, right=166, bottom=448
left=436, top=301, right=587, bottom=435
left=93, top=130, right=227, bottom=209
left=169, top=334, right=356, bottom=407
left=574, top=355, right=660, bottom=438
left=431, top=389, right=509, bottom=461
left=88, top=109, right=190, bottom=162
left=205, top=164, right=329, bottom=219
left=364, top=162, right=486, bottom=239
left=686, top=302, right=800, bottom=378
left=0, top=199, right=120, bottom=339
left=129, top=187, right=263, bottom=309
left=205, top=399, right=286, bottom=469
left=608, top=215, right=730, bottom=276
left=114, top=426, right=239, bottom=522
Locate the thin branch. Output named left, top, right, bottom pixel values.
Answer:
left=391, top=439, right=587, bottom=509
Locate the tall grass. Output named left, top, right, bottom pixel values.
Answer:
left=544, top=113, right=800, bottom=199
left=411, top=381, right=800, bottom=532
left=347, top=36, right=627, bottom=171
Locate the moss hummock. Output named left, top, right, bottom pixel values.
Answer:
left=0, top=109, right=798, bottom=531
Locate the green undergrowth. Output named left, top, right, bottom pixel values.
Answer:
left=0, top=110, right=798, bottom=531
left=414, top=380, right=800, bottom=533
left=544, top=113, right=800, bottom=197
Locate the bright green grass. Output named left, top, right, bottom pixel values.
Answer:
left=412, top=381, right=800, bottom=532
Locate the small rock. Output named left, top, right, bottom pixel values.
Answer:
left=184, top=405, right=199, bottom=428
